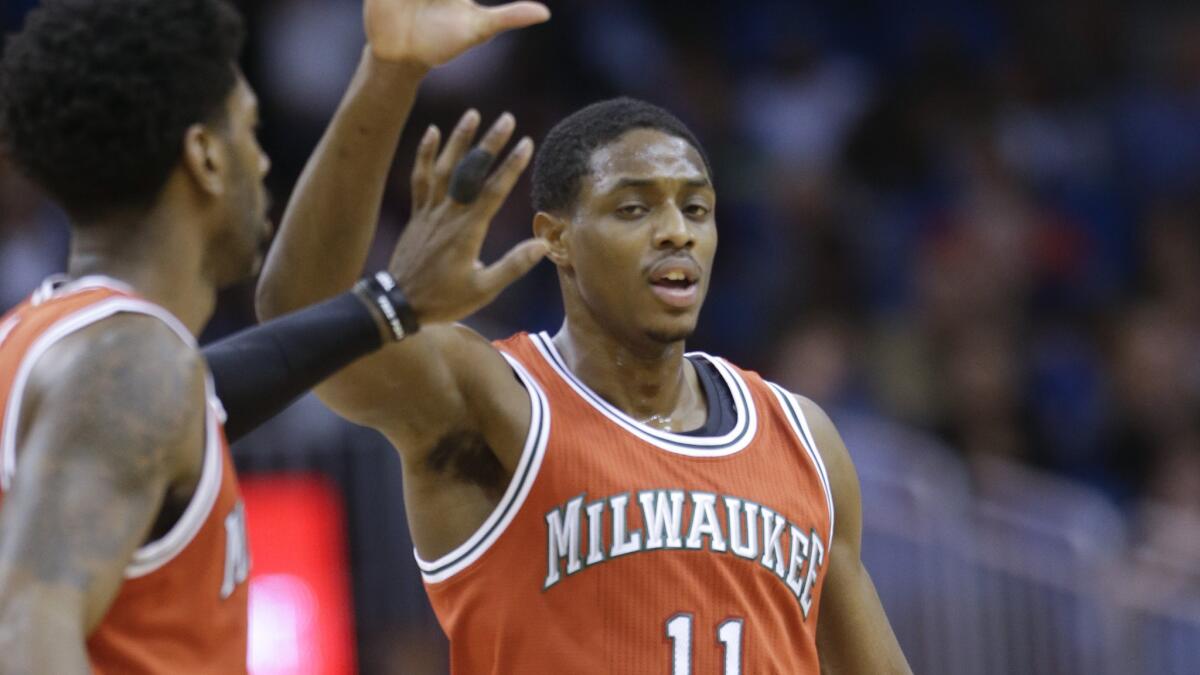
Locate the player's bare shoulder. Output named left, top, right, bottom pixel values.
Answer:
left=420, top=323, right=533, bottom=472
left=23, top=313, right=206, bottom=482
left=438, top=324, right=521, bottom=391
left=788, top=393, right=860, bottom=517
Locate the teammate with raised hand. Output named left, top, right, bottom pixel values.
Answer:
left=259, top=1, right=911, bottom=672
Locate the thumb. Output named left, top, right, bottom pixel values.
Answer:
left=477, top=238, right=549, bottom=298
left=479, top=2, right=551, bottom=36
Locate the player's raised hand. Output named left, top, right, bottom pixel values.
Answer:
left=389, top=110, right=547, bottom=326
left=365, top=0, right=550, bottom=67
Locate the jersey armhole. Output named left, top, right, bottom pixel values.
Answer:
left=0, top=297, right=222, bottom=578
left=415, top=353, right=552, bottom=584
left=766, top=383, right=835, bottom=547
left=124, top=396, right=223, bottom=579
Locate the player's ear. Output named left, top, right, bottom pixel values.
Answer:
left=182, top=123, right=227, bottom=197
left=533, top=211, right=570, bottom=268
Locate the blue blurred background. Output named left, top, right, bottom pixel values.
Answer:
left=3, top=0, right=1200, bottom=673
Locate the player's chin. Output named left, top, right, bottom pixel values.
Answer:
left=648, top=302, right=700, bottom=341
left=246, top=251, right=265, bottom=279
left=643, top=315, right=699, bottom=345
left=217, top=249, right=265, bottom=289
left=243, top=228, right=273, bottom=278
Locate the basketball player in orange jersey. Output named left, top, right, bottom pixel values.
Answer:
left=0, top=0, right=549, bottom=672
left=259, top=15, right=913, bottom=675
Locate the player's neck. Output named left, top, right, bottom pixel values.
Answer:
left=551, top=319, right=706, bottom=432
left=67, top=206, right=215, bottom=336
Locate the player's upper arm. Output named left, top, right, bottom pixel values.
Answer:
left=311, top=323, right=530, bottom=465
left=0, top=315, right=205, bottom=648
left=792, top=395, right=912, bottom=675
left=795, top=396, right=864, bottom=559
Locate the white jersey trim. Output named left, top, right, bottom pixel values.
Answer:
left=0, top=315, right=19, bottom=351
left=416, top=353, right=551, bottom=584
left=125, top=384, right=223, bottom=579
left=0, top=289, right=224, bottom=579
left=767, top=383, right=835, bottom=547
left=31, top=274, right=135, bottom=306
left=529, top=332, right=758, bottom=457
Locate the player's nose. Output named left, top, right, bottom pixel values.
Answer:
left=652, top=205, right=693, bottom=250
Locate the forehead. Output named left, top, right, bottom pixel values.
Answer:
left=585, top=128, right=709, bottom=194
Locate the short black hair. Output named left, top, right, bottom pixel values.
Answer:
left=531, top=97, right=712, bottom=215
left=0, top=0, right=245, bottom=219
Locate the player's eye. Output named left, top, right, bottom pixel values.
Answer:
left=684, top=203, right=710, bottom=219
left=617, top=204, right=649, bottom=219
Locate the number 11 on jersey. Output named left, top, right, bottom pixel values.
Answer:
left=666, top=613, right=744, bottom=675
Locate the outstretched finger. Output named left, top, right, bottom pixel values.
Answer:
left=411, top=125, right=440, bottom=208
left=476, top=238, right=549, bottom=300
left=432, top=110, right=482, bottom=200
left=477, top=2, right=551, bottom=38
left=447, top=112, right=515, bottom=205
left=471, top=136, right=535, bottom=220
left=476, top=111, right=516, bottom=158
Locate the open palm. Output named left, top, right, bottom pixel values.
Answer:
left=365, top=0, right=550, bottom=67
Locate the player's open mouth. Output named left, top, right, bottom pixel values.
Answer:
left=648, top=261, right=701, bottom=308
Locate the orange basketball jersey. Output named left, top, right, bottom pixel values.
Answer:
left=0, top=276, right=250, bottom=674
left=420, top=332, right=835, bottom=674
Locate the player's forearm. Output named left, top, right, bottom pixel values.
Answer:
left=204, top=289, right=392, bottom=441
left=257, top=49, right=427, bottom=319
left=816, top=560, right=912, bottom=675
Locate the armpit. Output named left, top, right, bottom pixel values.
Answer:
left=425, top=429, right=508, bottom=498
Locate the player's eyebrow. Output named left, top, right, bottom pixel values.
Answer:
left=610, top=176, right=712, bottom=191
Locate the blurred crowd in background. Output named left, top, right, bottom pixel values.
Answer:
left=4, top=1, right=1200, bottom=673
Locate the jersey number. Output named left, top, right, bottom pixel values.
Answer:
left=665, top=614, right=744, bottom=675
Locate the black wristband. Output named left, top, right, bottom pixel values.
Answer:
left=355, top=271, right=420, bottom=341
